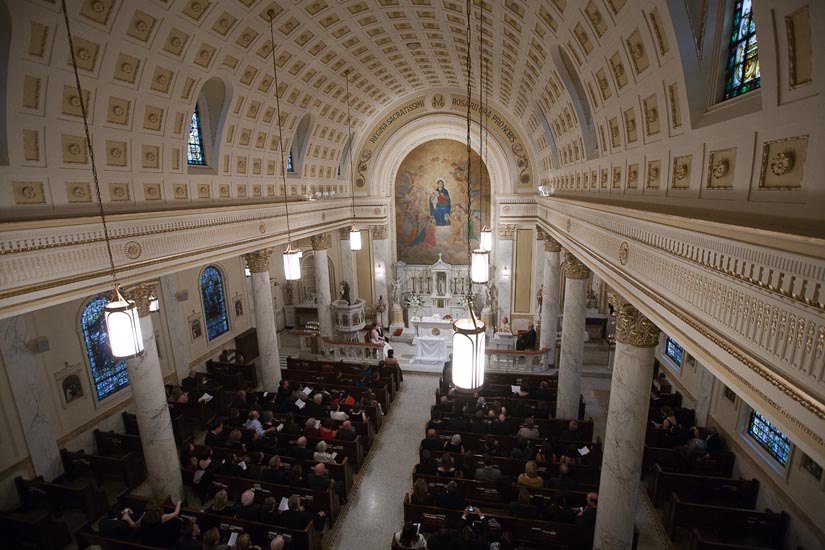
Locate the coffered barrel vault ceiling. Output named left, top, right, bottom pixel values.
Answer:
left=1, top=0, right=823, bottom=230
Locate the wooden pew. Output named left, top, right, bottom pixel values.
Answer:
left=428, top=429, right=598, bottom=462
left=15, top=475, right=109, bottom=520
left=665, top=493, right=787, bottom=544
left=437, top=392, right=587, bottom=421
left=0, top=509, right=72, bottom=550
left=119, top=493, right=319, bottom=550
left=643, top=445, right=735, bottom=477
left=282, top=373, right=392, bottom=412
left=60, top=448, right=146, bottom=489
left=76, top=522, right=162, bottom=550
left=207, top=358, right=258, bottom=389
left=403, top=494, right=598, bottom=550
left=689, top=526, right=787, bottom=550
left=95, top=429, right=144, bottom=458
left=431, top=414, right=595, bottom=442
left=647, top=464, right=759, bottom=507
left=122, top=411, right=193, bottom=448
left=431, top=450, right=601, bottom=489
left=286, top=356, right=402, bottom=393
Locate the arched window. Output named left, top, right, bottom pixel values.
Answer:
left=288, top=113, right=312, bottom=175
left=188, top=104, right=206, bottom=165
left=723, top=0, right=760, bottom=100
left=287, top=150, right=294, bottom=173
left=200, top=265, right=229, bottom=340
left=81, top=296, right=130, bottom=401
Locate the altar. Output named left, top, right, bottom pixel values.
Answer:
left=413, top=335, right=449, bottom=365
left=412, top=315, right=454, bottom=339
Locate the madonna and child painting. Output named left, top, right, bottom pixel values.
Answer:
left=394, top=139, right=490, bottom=265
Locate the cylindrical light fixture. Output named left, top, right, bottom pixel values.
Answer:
left=480, top=225, right=492, bottom=252
left=471, top=248, right=489, bottom=284
left=283, top=244, right=302, bottom=281
left=452, top=305, right=486, bottom=389
left=148, top=293, right=160, bottom=312
left=350, top=225, right=362, bottom=251
left=244, top=265, right=252, bottom=278
left=105, top=285, right=143, bottom=358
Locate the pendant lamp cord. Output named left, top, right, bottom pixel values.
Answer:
left=346, top=71, right=356, bottom=222
left=269, top=11, right=293, bottom=242
left=61, top=0, right=117, bottom=287
left=465, top=0, right=479, bottom=328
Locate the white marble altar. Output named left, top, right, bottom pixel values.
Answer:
left=413, top=335, right=448, bottom=365
left=412, top=315, right=454, bottom=339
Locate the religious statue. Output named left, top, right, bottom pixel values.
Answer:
left=390, top=272, right=406, bottom=305
left=339, top=281, right=351, bottom=305
left=284, top=281, right=294, bottom=305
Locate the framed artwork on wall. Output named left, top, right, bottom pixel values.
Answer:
left=54, top=361, right=86, bottom=408
left=233, top=294, right=244, bottom=318
left=188, top=312, right=203, bottom=341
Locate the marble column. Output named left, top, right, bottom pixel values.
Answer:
left=694, top=362, right=715, bottom=426
left=338, top=228, right=357, bottom=301
left=540, top=235, right=562, bottom=366
left=124, top=284, right=184, bottom=501
left=0, top=315, right=63, bottom=481
left=556, top=252, right=590, bottom=420
left=370, top=224, right=390, bottom=318
left=311, top=234, right=334, bottom=338
left=495, top=225, right=516, bottom=324
left=159, top=274, right=190, bottom=383
left=594, top=302, right=660, bottom=550
left=244, top=249, right=281, bottom=391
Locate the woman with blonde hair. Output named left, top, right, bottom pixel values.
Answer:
left=410, top=478, right=434, bottom=506
left=517, top=460, right=544, bottom=488
left=207, top=489, right=235, bottom=517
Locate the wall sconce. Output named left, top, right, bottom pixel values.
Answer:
left=502, top=265, right=510, bottom=277
left=375, top=263, right=385, bottom=276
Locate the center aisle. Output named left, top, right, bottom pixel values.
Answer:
left=326, top=372, right=437, bottom=549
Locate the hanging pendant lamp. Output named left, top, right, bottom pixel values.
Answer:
left=480, top=226, right=492, bottom=252
left=269, top=10, right=301, bottom=280
left=62, top=0, right=142, bottom=358
left=452, top=0, right=485, bottom=390
left=344, top=71, right=362, bottom=251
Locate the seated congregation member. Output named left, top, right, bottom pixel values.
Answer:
left=313, top=440, right=335, bottom=463
left=545, top=463, right=577, bottom=491
left=291, top=436, right=314, bottom=460
left=334, top=420, right=358, bottom=442
left=436, top=395, right=454, bottom=413
left=282, top=412, right=301, bottom=435
left=176, top=519, right=201, bottom=550
left=533, top=380, right=554, bottom=401
left=447, top=411, right=471, bottom=432
left=289, top=464, right=306, bottom=487
left=261, top=455, right=289, bottom=484
left=517, top=460, right=544, bottom=489
left=393, top=521, right=427, bottom=550
left=545, top=493, right=576, bottom=524
left=303, top=418, right=320, bottom=437
left=235, top=489, right=262, bottom=522
left=204, top=421, right=225, bottom=447
left=180, top=441, right=198, bottom=473
left=306, top=393, right=327, bottom=418
left=168, top=385, right=189, bottom=406
left=410, top=478, right=434, bottom=506
left=206, top=489, right=235, bottom=517
left=509, top=437, right=531, bottom=460
left=269, top=536, right=285, bottom=550
left=329, top=402, right=349, bottom=421
left=305, top=461, right=329, bottom=489
left=229, top=390, right=248, bottom=409
left=225, top=429, right=245, bottom=451
left=516, top=417, right=540, bottom=439
left=180, top=369, right=201, bottom=395
left=121, top=500, right=182, bottom=547
left=244, top=410, right=276, bottom=437
left=202, top=527, right=230, bottom=550
left=415, top=450, right=437, bottom=476
left=276, top=379, right=292, bottom=402
left=474, top=454, right=502, bottom=484
left=677, top=426, right=722, bottom=461
left=469, top=410, right=489, bottom=434
left=576, top=492, right=598, bottom=528
left=234, top=533, right=262, bottom=550
left=384, top=348, right=403, bottom=381
left=516, top=322, right=536, bottom=350
left=259, top=496, right=280, bottom=524
left=558, top=420, right=583, bottom=442
left=427, top=527, right=457, bottom=550
left=534, top=442, right=554, bottom=464
left=508, top=488, right=541, bottom=519
left=559, top=444, right=582, bottom=465
left=319, top=418, right=336, bottom=440
left=490, top=414, right=513, bottom=435
left=436, top=453, right=459, bottom=478
left=435, top=480, right=465, bottom=509
left=459, top=450, right=477, bottom=479
left=420, top=429, right=443, bottom=452
left=280, top=495, right=326, bottom=531
left=443, top=434, right=464, bottom=454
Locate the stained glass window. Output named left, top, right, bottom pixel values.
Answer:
left=747, top=411, right=791, bottom=466
left=81, top=296, right=130, bottom=401
left=188, top=104, right=206, bottom=165
left=200, top=265, right=229, bottom=340
left=287, top=150, right=294, bottom=173
left=665, top=336, right=684, bottom=365
left=724, top=0, right=760, bottom=100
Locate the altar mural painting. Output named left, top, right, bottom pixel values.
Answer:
left=395, top=139, right=490, bottom=265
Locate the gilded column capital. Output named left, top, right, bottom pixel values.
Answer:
left=606, top=287, right=626, bottom=310
left=310, top=233, right=331, bottom=250
left=370, top=224, right=388, bottom=240
left=562, top=252, right=590, bottom=279
left=124, top=282, right=156, bottom=317
left=544, top=235, right=562, bottom=252
left=615, top=302, right=660, bottom=347
left=536, top=227, right=548, bottom=241
left=497, top=224, right=516, bottom=240
left=244, top=248, right=273, bottom=273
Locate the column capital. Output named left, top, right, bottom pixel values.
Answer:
left=497, top=224, right=516, bottom=240
left=606, top=287, right=625, bottom=310
left=544, top=235, right=562, bottom=252
left=536, top=227, right=548, bottom=241
left=244, top=248, right=273, bottom=273
left=124, top=282, right=156, bottom=317
left=338, top=227, right=351, bottom=240
left=310, top=233, right=330, bottom=250
left=562, top=252, right=590, bottom=279
left=615, top=302, right=660, bottom=347
left=370, top=224, right=388, bottom=240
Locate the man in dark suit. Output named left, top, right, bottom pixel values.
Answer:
left=204, top=421, right=225, bottom=447
left=334, top=421, right=358, bottom=442
left=305, top=394, right=326, bottom=418
left=516, top=322, right=537, bottom=350
left=290, top=436, right=314, bottom=460
left=306, top=463, right=332, bottom=492
left=474, top=454, right=502, bottom=484
left=490, top=414, right=513, bottom=435
left=260, top=456, right=289, bottom=484
left=545, top=463, right=577, bottom=491
left=278, top=496, right=312, bottom=529
left=235, top=489, right=261, bottom=521
left=558, top=420, right=582, bottom=442
left=434, top=481, right=465, bottom=510
left=420, top=429, right=443, bottom=452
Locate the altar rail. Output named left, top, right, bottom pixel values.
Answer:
left=485, top=347, right=551, bottom=373
left=321, top=337, right=385, bottom=364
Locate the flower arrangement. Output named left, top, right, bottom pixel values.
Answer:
left=404, top=294, right=425, bottom=309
